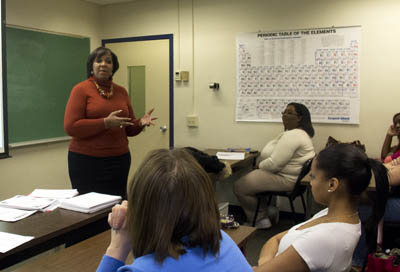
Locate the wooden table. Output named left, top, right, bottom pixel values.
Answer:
left=2, top=151, right=259, bottom=270
left=13, top=225, right=256, bottom=272
left=0, top=208, right=110, bottom=270
left=224, top=225, right=257, bottom=255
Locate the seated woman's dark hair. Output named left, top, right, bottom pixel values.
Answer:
left=86, top=46, right=119, bottom=78
left=288, top=102, right=314, bottom=138
left=127, top=148, right=221, bottom=263
left=316, top=143, right=389, bottom=253
left=392, top=112, right=400, bottom=124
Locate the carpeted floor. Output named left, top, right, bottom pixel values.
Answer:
left=243, top=218, right=296, bottom=266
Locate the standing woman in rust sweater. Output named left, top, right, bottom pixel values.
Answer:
left=64, top=47, right=156, bottom=198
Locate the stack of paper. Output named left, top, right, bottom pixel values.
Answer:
left=29, top=189, right=79, bottom=212
left=30, top=189, right=78, bottom=199
left=216, top=152, right=245, bottom=160
left=0, top=195, right=57, bottom=211
left=0, top=207, right=36, bottom=222
left=59, top=192, right=122, bottom=213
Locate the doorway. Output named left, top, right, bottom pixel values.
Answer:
left=103, top=34, right=173, bottom=176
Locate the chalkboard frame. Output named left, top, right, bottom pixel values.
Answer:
left=6, top=26, right=90, bottom=146
left=0, top=0, right=8, bottom=158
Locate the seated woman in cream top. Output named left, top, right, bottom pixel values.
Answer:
left=253, top=144, right=389, bottom=272
left=234, top=103, right=315, bottom=228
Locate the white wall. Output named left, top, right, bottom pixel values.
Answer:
left=101, top=0, right=400, bottom=157
left=1, top=0, right=101, bottom=199
left=2, top=0, right=400, bottom=201
left=6, top=0, right=102, bottom=49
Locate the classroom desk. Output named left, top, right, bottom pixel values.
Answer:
left=13, top=225, right=256, bottom=272
left=2, top=151, right=259, bottom=270
left=0, top=208, right=110, bottom=270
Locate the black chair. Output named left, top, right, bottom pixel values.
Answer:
left=383, top=221, right=400, bottom=249
left=252, top=158, right=313, bottom=226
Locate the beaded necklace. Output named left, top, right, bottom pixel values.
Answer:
left=322, top=212, right=359, bottom=223
left=93, top=80, right=113, bottom=99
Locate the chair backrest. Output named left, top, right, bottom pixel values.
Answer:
left=289, top=158, right=313, bottom=197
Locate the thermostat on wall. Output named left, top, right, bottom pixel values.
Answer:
left=175, top=71, right=181, bottom=81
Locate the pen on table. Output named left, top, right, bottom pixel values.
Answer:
left=227, top=148, right=251, bottom=153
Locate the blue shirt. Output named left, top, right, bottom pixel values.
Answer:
left=97, top=230, right=252, bottom=272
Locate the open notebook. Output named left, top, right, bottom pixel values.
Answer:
left=59, top=192, right=122, bottom=213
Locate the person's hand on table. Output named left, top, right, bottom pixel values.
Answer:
left=140, top=108, right=157, bottom=127
left=106, top=200, right=131, bottom=262
left=104, top=110, right=134, bottom=129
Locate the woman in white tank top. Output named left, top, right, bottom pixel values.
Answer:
left=254, top=144, right=389, bottom=272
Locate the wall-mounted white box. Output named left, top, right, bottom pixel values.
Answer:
left=175, top=71, right=181, bottom=81
left=186, top=114, right=199, bottom=127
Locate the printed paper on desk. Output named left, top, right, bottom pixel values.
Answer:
left=0, top=231, right=34, bottom=253
left=0, top=195, right=57, bottom=211
left=39, top=200, right=63, bottom=212
left=216, top=152, right=245, bottom=160
left=0, top=207, right=36, bottom=222
left=30, top=189, right=78, bottom=199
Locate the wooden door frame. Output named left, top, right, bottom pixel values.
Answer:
left=102, top=34, right=174, bottom=148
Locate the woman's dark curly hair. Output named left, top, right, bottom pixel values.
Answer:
left=86, top=46, right=119, bottom=79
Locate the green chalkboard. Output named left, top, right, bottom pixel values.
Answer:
left=6, top=27, right=90, bottom=144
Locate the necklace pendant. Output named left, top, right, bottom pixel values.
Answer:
left=93, top=80, right=113, bottom=99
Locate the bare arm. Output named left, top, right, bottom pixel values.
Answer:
left=258, top=230, right=288, bottom=265
left=105, top=201, right=131, bottom=262
left=254, top=246, right=310, bottom=272
left=385, top=158, right=400, bottom=186
left=381, top=125, right=397, bottom=159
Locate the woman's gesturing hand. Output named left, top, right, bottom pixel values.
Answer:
left=140, top=108, right=157, bottom=127
left=104, top=110, right=134, bottom=129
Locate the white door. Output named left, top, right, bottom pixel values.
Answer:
left=105, top=39, right=171, bottom=178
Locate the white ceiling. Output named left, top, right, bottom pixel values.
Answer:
left=82, top=0, right=135, bottom=5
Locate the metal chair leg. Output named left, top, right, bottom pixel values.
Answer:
left=289, top=198, right=297, bottom=223
left=267, top=195, right=273, bottom=206
left=252, top=197, right=261, bottom=227
left=300, top=194, right=307, bottom=218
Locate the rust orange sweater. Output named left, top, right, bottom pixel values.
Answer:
left=64, top=77, right=143, bottom=157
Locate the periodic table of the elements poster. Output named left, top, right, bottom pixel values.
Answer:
left=236, top=26, right=361, bottom=124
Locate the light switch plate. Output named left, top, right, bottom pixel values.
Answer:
left=186, top=115, right=199, bottom=127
